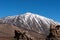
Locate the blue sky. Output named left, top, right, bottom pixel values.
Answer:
left=0, top=0, right=60, bottom=22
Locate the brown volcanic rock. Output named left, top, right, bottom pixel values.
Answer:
left=51, top=25, right=60, bottom=40
left=46, top=24, right=60, bottom=40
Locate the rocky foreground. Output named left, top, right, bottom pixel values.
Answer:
left=0, top=24, right=46, bottom=40
left=0, top=23, right=60, bottom=40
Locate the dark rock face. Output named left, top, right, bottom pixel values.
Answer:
left=14, top=30, right=33, bottom=40
left=46, top=25, right=60, bottom=40
left=13, top=30, right=47, bottom=40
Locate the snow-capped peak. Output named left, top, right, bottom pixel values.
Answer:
left=0, top=12, right=60, bottom=36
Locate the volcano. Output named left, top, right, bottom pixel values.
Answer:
left=0, top=12, right=60, bottom=40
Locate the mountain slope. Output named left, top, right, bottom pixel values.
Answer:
left=0, top=24, right=20, bottom=40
